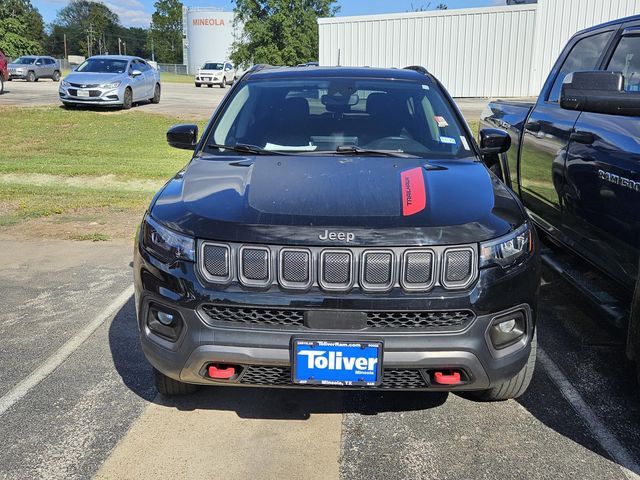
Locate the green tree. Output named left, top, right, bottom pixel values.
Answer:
left=0, top=0, right=45, bottom=57
left=52, top=0, right=121, bottom=57
left=231, top=0, right=338, bottom=67
left=148, top=0, right=183, bottom=63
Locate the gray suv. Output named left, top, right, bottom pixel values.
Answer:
left=8, top=56, right=61, bottom=82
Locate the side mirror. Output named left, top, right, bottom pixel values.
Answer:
left=479, top=128, right=511, bottom=156
left=560, top=70, right=640, bottom=116
left=167, top=124, right=198, bottom=150
left=131, top=69, right=143, bottom=77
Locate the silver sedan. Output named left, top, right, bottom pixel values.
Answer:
left=59, top=55, right=161, bottom=109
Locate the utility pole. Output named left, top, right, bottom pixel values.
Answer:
left=123, top=42, right=127, bottom=55
left=63, top=33, right=67, bottom=60
left=87, top=24, right=94, bottom=57
left=118, top=37, right=121, bottom=55
left=150, top=22, right=155, bottom=62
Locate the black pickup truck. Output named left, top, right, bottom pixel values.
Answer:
left=480, top=14, right=640, bottom=382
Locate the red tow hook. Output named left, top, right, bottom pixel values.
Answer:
left=208, top=364, right=236, bottom=380
left=433, top=371, right=462, bottom=385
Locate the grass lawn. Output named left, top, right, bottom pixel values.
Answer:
left=0, top=106, right=203, bottom=230
left=159, top=72, right=194, bottom=84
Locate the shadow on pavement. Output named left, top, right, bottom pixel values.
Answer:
left=515, top=267, right=640, bottom=474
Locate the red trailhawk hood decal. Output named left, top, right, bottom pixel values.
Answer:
left=401, top=167, right=427, bottom=216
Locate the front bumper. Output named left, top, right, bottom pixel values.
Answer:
left=135, top=241, right=540, bottom=391
left=195, top=75, right=223, bottom=85
left=59, top=85, right=124, bottom=106
left=9, top=71, right=27, bottom=79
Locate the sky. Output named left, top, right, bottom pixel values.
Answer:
left=34, top=0, right=506, bottom=29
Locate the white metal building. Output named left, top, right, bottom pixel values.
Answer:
left=318, top=0, right=640, bottom=97
left=182, top=7, right=238, bottom=74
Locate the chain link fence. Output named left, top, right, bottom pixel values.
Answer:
left=157, top=63, right=190, bottom=75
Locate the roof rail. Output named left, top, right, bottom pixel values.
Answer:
left=403, top=65, right=429, bottom=75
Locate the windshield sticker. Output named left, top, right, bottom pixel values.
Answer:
left=434, top=116, right=449, bottom=128
left=401, top=167, right=427, bottom=216
left=460, top=136, right=470, bottom=150
left=439, top=136, right=457, bottom=145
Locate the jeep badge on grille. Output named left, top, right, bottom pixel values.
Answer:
left=318, top=229, right=355, bottom=242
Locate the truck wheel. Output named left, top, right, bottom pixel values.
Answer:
left=153, top=368, right=199, bottom=396
left=52, top=70, right=60, bottom=82
left=27, top=71, right=35, bottom=82
left=122, top=87, right=133, bottom=110
left=220, top=77, right=226, bottom=88
left=469, top=332, right=537, bottom=402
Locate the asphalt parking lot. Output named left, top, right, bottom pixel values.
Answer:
left=1, top=79, right=638, bottom=480
left=0, top=77, right=493, bottom=121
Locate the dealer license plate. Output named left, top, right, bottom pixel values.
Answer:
left=77, top=90, right=90, bottom=98
left=292, top=339, right=383, bottom=386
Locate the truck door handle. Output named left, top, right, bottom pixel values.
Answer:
left=570, top=131, right=595, bottom=144
left=525, top=121, right=541, bottom=133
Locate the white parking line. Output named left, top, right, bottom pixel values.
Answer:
left=0, top=285, right=134, bottom=417
left=538, top=348, right=640, bottom=480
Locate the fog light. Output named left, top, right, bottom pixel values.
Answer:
left=157, top=311, right=174, bottom=326
left=147, top=304, right=183, bottom=342
left=489, top=311, right=526, bottom=349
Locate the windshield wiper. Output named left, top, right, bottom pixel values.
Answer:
left=334, top=145, right=418, bottom=158
left=206, top=143, right=288, bottom=155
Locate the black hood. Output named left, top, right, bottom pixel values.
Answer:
left=151, top=155, right=525, bottom=246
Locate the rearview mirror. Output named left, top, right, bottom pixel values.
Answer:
left=560, top=71, right=640, bottom=116
left=167, top=124, right=198, bottom=150
left=479, top=128, right=511, bottom=156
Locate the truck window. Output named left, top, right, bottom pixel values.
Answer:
left=548, top=31, right=614, bottom=102
left=607, top=35, right=640, bottom=92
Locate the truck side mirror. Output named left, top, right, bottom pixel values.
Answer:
left=479, top=128, right=511, bottom=156
left=560, top=71, right=640, bottom=116
left=167, top=124, right=198, bottom=150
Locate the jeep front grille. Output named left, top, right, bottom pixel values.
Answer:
left=200, top=304, right=475, bottom=332
left=199, top=241, right=478, bottom=293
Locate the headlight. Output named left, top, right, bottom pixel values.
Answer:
left=480, top=222, right=533, bottom=268
left=141, top=216, right=195, bottom=263
left=102, top=81, right=121, bottom=89
left=61, top=80, right=70, bottom=87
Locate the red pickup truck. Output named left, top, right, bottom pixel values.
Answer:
left=0, top=49, right=8, bottom=94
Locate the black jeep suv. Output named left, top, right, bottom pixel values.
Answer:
left=134, top=65, right=540, bottom=401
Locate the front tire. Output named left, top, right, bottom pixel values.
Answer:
left=151, top=83, right=160, bottom=104
left=0, top=77, right=4, bottom=95
left=195, top=83, right=201, bottom=87
left=121, top=88, right=133, bottom=110
left=52, top=70, right=61, bottom=82
left=27, top=71, right=36, bottom=82
left=153, top=368, right=199, bottom=396
left=220, top=77, right=226, bottom=88
left=468, top=332, right=537, bottom=402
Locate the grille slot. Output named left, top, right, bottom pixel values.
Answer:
left=201, top=243, right=231, bottom=282
left=361, top=251, right=394, bottom=291
left=442, top=247, right=476, bottom=288
left=319, top=250, right=353, bottom=290
left=239, top=366, right=429, bottom=389
left=201, top=305, right=304, bottom=327
left=200, top=305, right=474, bottom=331
left=279, top=248, right=312, bottom=289
left=239, top=246, right=270, bottom=286
left=402, top=250, right=435, bottom=290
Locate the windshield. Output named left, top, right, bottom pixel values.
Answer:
left=76, top=58, right=128, bottom=74
left=202, top=63, right=224, bottom=70
left=204, top=76, right=474, bottom=158
left=14, top=57, right=36, bottom=65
